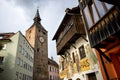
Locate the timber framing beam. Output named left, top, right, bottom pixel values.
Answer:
left=95, top=47, right=112, bottom=62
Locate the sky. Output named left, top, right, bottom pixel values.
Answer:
left=0, top=0, right=78, bottom=63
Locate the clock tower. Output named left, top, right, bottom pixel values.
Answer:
left=25, top=9, right=48, bottom=80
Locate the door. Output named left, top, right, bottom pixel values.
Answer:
left=87, top=73, right=97, bottom=80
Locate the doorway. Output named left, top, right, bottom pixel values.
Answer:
left=87, top=73, right=97, bottom=80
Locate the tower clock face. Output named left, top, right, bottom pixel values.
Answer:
left=39, top=36, right=44, bottom=43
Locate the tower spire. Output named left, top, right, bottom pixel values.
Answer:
left=33, top=9, right=41, bottom=23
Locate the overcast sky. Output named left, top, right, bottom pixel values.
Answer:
left=0, top=0, right=78, bottom=63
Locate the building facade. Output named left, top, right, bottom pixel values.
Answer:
left=25, top=9, right=49, bottom=80
left=53, top=7, right=103, bottom=80
left=78, top=0, right=120, bottom=79
left=0, top=31, right=34, bottom=80
left=48, top=58, right=59, bottom=80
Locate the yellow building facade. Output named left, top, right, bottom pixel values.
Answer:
left=59, top=37, right=103, bottom=80
left=53, top=7, right=103, bottom=80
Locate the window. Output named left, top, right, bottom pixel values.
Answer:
left=22, top=48, right=25, bottom=55
left=25, top=62, right=27, bottom=69
left=53, top=67, right=54, bottom=72
left=29, top=30, right=31, bottom=33
left=50, top=66, right=51, bottom=72
left=24, top=51, right=27, bottom=57
left=64, top=21, right=73, bottom=34
left=29, top=36, right=31, bottom=39
left=16, top=57, right=20, bottom=65
left=83, top=7, right=93, bottom=28
left=79, top=45, right=86, bottom=59
left=20, top=59, right=22, bottom=67
left=94, top=1, right=106, bottom=17
left=25, top=52, right=28, bottom=58
left=37, top=67, right=41, bottom=73
left=91, top=4, right=99, bottom=23
left=43, top=31, right=46, bottom=35
left=72, top=52, right=75, bottom=63
left=21, top=48, right=24, bottom=55
left=19, top=73, right=22, bottom=79
left=0, top=57, right=4, bottom=64
left=62, top=61, right=64, bottom=70
left=28, top=30, right=31, bottom=39
left=19, top=45, right=22, bottom=53
left=23, top=40, right=25, bottom=44
left=83, top=0, right=100, bottom=29
left=57, top=32, right=63, bottom=43
left=37, top=48, right=40, bottom=52
left=50, top=75, right=52, bottom=80
left=23, top=62, right=26, bottom=68
left=16, top=71, right=19, bottom=79
left=105, top=3, right=113, bottom=10
left=83, top=0, right=113, bottom=30
left=38, top=29, right=40, bottom=32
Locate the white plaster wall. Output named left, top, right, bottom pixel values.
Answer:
left=59, top=36, right=104, bottom=80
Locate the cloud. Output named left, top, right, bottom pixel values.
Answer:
left=0, top=0, right=29, bottom=34
left=0, top=0, right=78, bottom=63
left=5, top=0, right=50, bottom=17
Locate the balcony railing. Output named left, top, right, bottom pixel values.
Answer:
left=89, top=7, right=120, bottom=47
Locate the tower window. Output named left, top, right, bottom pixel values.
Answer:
left=37, top=48, right=40, bottom=52
left=29, top=30, right=31, bottom=34
left=37, top=67, right=41, bottom=73
left=29, top=36, right=31, bottom=39
left=43, top=31, right=46, bottom=35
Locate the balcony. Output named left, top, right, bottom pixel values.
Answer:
left=56, top=16, right=85, bottom=55
left=89, top=7, right=120, bottom=48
